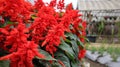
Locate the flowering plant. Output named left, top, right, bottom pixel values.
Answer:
left=0, top=0, right=86, bottom=67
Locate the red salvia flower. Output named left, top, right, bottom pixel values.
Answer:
left=0, top=0, right=5, bottom=14
left=34, top=0, right=44, bottom=11
left=42, top=24, right=64, bottom=55
left=80, top=21, right=87, bottom=43
left=66, top=3, right=73, bottom=10
left=0, top=41, right=45, bottom=67
left=57, top=0, right=64, bottom=10
left=0, top=0, right=86, bottom=67
left=0, top=0, right=32, bottom=22
left=30, top=3, right=84, bottom=55
left=78, top=49, right=86, bottom=60
left=49, top=0, right=57, bottom=7
left=0, top=28, right=9, bottom=49
left=4, top=23, right=28, bottom=52
left=0, top=18, right=5, bottom=24
left=82, top=21, right=87, bottom=31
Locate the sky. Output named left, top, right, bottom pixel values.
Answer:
left=28, top=0, right=78, bottom=9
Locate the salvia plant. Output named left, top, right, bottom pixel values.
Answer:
left=0, top=0, right=86, bottom=67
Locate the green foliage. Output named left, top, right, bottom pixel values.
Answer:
left=70, top=40, right=79, bottom=56
left=59, top=38, right=76, bottom=62
left=0, top=60, right=10, bottom=67
left=65, top=32, right=84, bottom=47
left=87, top=44, right=120, bottom=61
left=55, top=52, right=71, bottom=67
left=37, top=49, right=56, bottom=61
left=33, top=32, right=83, bottom=67
left=98, top=21, right=104, bottom=35
left=0, top=21, right=14, bottom=28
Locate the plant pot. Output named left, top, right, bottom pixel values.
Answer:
left=87, top=35, right=97, bottom=42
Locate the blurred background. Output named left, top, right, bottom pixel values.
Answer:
left=77, top=0, right=120, bottom=67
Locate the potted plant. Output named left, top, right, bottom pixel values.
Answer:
left=0, top=0, right=86, bottom=67
left=87, top=35, right=97, bottom=43
left=86, top=21, right=97, bottom=42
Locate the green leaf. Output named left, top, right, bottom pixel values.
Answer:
left=0, top=25, right=3, bottom=28
left=70, top=40, right=79, bottom=56
left=59, top=38, right=75, bottom=62
left=31, top=14, right=37, bottom=20
left=65, top=38, right=80, bottom=61
left=71, top=61, right=80, bottom=67
left=77, top=38, right=84, bottom=47
left=0, top=60, right=10, bottom=67
left=2, top=21, right=14, bottom=27
left=55, top=52, right=71, bottom=67
left=65, top=39, right=71, bottom=44
left=31, top=16, right=36, bottom=20
left=50, top=61, right=62, bottom=67
left=37, top=49, right=56, bottom=61
left=85, top=37, right=89, bottom=42
left=7, top=21, right=13, bottom=24
left=65, top=32, right=76, bottom=40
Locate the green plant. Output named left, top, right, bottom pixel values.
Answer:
left=0, top=0, right=86, bottom=67
left=97, top=21, right=105, bottom=36
left=87, top=44, right=120, bottom=61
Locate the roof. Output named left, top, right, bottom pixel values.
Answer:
left=78, top=0, right=120, bottom=11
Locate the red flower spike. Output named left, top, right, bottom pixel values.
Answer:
left=0, top=1, right=86, bottom=67
left=82, top=21, right=87, bottom=31
left=34, top=0, right=44, bottom=11
left=49, top=0, right=57, bottom=7
left=57, top=0, right=64, bottom=10
left=0, top=41, right=45, bottom=67
left=78, top=49, right=86, bottom=60
left=0, top=0, right=32, bottom=22
left=80, top=38, right=85, bottom=43
left=0, top=28, right=9, bottom=35
left=4, top=23, right=28, bottom=52
left=66, top=3, right=73, bottom=10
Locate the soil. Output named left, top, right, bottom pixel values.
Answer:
left=85, top=58, right=107, bottom=67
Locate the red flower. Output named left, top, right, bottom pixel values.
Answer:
left=78, top=49, right=86, bottom=59
left=49, top=0, right=57, bottom=7
left=0, top=1, right=86, bottom=66
left=0, top=0, right=5, bottom=14
left=30, top=7, right=58, bottom=43
left=34, top=0, right=44, bottom=11
left=0, top=27, right=10, bottom=49
left=42, top=24, right=64, bottom=55
left=0, top=0, right=32, bottom=22
left=0, top=41, right=45, bottom=67
left=57, top=0, right=64, bottom=10
left=4, top=23, right=28, bottom=52
left=82, top=21, right=87, bottom=31
left=0, top=18, right=5, bottom=24
left=30, top=3, right=84, bottom=55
